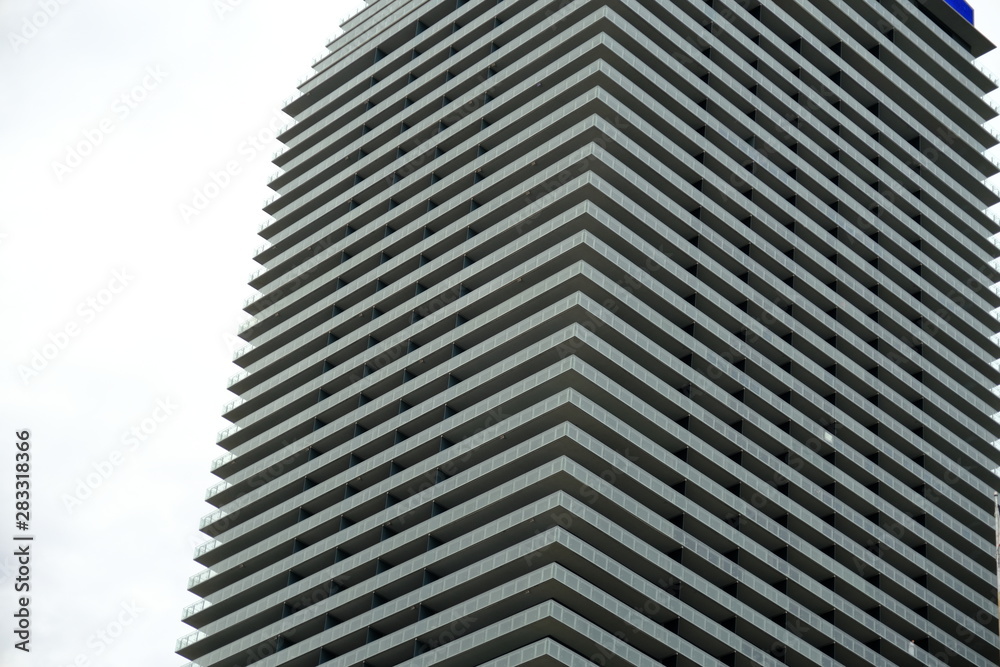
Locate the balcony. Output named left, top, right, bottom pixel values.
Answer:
left=187, top=568, right=217, bottom=590
left=175, top=629, right=206, bottom=653
left=200, top=508, right=228, bottom=530
left=181, top=599, right=213, bottom=621
left=216, top=424, right=241, bottom=443
left=212, top=452, right=237, bottom=471
left=205, top=481, right=231, bottom=500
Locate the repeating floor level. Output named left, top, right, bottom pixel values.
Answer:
left=178, top=0, right=1000, bottom=665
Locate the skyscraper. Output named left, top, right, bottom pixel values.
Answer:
left=178, top=0, right=1000, bottom=664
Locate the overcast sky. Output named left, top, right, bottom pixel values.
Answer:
left=0, top=1, right=362, bottom=665
left=1, top=1, right=1000, bottom=666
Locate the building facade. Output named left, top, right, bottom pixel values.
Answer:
left=178, top=0, right=1000, bottom=664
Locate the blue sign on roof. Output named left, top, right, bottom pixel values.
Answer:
left=943, top=0, right=975, bottom=24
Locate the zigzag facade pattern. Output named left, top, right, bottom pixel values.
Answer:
left=178, top=0, right=1000, bottom=664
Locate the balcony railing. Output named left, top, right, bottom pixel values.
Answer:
left=175, top=630, right=206, bottom=651
left=193, top=539, right=220, bottom=559
left=975, top=61, right=1000, bottom=90
left=200, top=508, right=227, bottom=530
left=205, top=481, right=231, bottom=500
left=181, top=599, right=213, bottom=620
left=237, top=316, right=259, bottom=334
left=312, top=50, right=332, bottom=66
left=984, top=123, right=1000, bottom=147
left=212, top=452, right=237, bottom=471
left=227, top=370, right=249, bottom=388
left=188, top=568, right=217, bottom=589
left=983, top=151, right=1000, bottom=173
left=216, top=425, right=241, bottom=443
